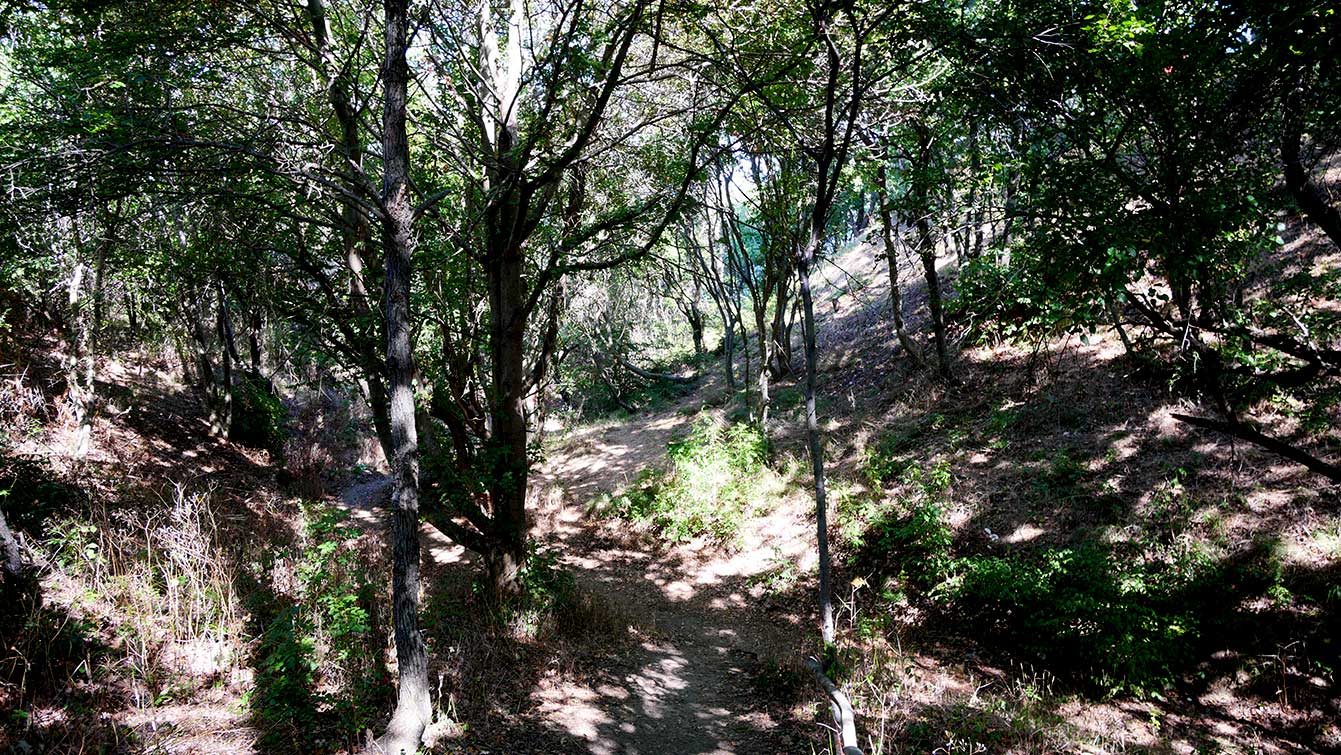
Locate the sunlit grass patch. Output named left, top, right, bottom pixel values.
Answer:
left=594, top=416, right=784, bottom=544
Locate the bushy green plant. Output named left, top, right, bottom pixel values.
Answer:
left=230, top=372, right=286, bottom=460
left=867, top=501, right=956, bottom=590
left=0, top=455, right=83, bottom=535
left=501, top=543, right=580, bottom=636
left=251, top=605, right=320, bottom=749
left=855, top=498, right=1210, bottom=695
left=601, top=417, right=772, bottom=543
left=950, top=545, right=1202, bottom=695
left=848, top=456, right=1221, bottom=695
left=249, top=503, right=388, bottom=750
left=863, top=430, right=923, bottom=489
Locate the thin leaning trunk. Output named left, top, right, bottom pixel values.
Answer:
left=64, top=221, right=96, bottom=458
left=756, top=315, right=771, bottom=431
left=371, top=0, right=432, bottom=752
left=797, top=228, right=834, bottom=647
left=916, top=215, right=953, bottom=381
left=876, top=166, right=926, bottom=367
left=215, top=288, right=234, bottom=437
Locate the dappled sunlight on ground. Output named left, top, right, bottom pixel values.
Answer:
left=516, top=392, right=818, bottom=752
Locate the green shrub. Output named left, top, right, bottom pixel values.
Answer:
left=865, top=500, right=956, bottom=590
left=501, top=543, right=579, bottom=637
left=600, top=417, right=773, bottom=543
left=251, top=604, right=320, bottom=749
left=230, top=372, right=286, bottom=460
left=0, top=454, right=83, bottom=535
left=249, top=503, right=389, bottom=750
left=854, top=497, right=1208, bottom=695
left=951, top=545, right=1202, bottom=695
left=848, top=457, right=1212, bottom=696
left=863, top=431, right=920, bottom=489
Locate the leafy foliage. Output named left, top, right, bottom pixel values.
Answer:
left=248, top=503, right=389, bottom=751
left=599, top=417, right=774, bottom=543
left=229, top=372, right=286, bottom=460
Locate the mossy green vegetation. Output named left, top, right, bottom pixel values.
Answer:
left=229, top=372, right=287, bottom=460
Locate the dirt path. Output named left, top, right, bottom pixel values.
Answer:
left=526, top=408, right=811, bottom=754
left=337, top=398, right=814, bottom=754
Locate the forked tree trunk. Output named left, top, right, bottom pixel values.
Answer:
left=371, top=1, right=432, bottom=751
left=876, top=165, right=926, bottom=367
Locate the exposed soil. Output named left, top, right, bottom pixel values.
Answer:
left=333, top=385, right=818, bottom=754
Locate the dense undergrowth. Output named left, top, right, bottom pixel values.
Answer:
left=816, top=366, right=1341, bottom=753
left=595, top=416, right=785, bottom=543
left=0, top=456, right=392, bottom=753
left=242, top=503, right=391, bottom=752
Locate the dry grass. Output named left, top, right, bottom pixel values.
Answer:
left=2, top=480, right=251, bottom=752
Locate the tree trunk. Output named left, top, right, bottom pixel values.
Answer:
left=1281, top=98, right=1341, bottom=250
left=689, top=282, right=705, bottom=356
left=372, top=1, right=432, bottom=751
left=876, top=166, right=926, bottom=367
left=797, top=227, right=834, bottom=647
left=0, top=506, right=33, bottom=602
left=365, top=372, right=395, bottom=464
left=186, top=292, right=221, bottom=433
left=769, top=275, right=793, bottom=379
left=216, top=288, right=234, bottom=437
left=248, top=308, right=263, bottom=374
left=1172, top=413, right=1341, bottom=485
left=722, top=320, right=736, bottom=390
left=125, top=291, right=139, bottom=336
left=917, top=217, right=953, bottom=381
left=755, top=308, right=772, bottom=430
left=484, top=237, right=529, bottom=599
left=64, top=243, right=94, bottom=458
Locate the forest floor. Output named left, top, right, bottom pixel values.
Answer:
left=4, top=228, right=1339, bottom=755
left=333, top=387, right=819, bottom=754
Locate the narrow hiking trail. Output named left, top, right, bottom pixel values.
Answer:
left=324, top=248, right=924, bottom=754
left=528, top=409, right=815, bottom=754
left=337, top=397, right=818, bottom=754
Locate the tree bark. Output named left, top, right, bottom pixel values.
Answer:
left=917, top=217, right=953, bottom=381
left=185, top=291, right=223, bottom=435
left=798, top=226, right=834, bottom=647
left=216, top=287, right=234, bottom=437
left=64, top=220, right=95, bottom=458
left=1281, top=97, right=1341, bottom=250
left=372, top=1, right=432, bottom=751
left=910, top=124, right=953, bottom=381
left=618, top=358, right=697, bottom=384
left=876, top=164, right=926, bottom=367
left=0, top=507, right=33, bottom=600
left=805, top=656, right=862, bottom=755
left=689, top=281, right=705, bottom=356
left=484, top=232, right=530, bottom=599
